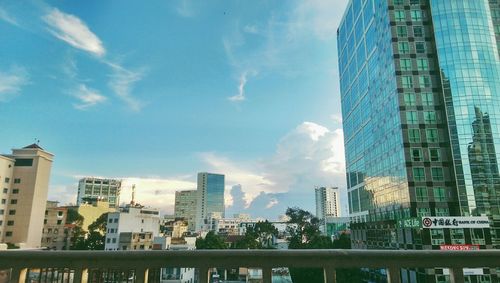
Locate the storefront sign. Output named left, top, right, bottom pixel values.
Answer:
left=397, top=218, right=420, bottom=228
left=422, top=216, right=490, bottom=228
left=439, top=245, right=480, bottom=251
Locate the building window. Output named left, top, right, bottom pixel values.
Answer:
left=13, top=178, right=20, bottom=184
left=426, top=129, right=439, bottom=143
left=419, top=76, right=431, bottom=88
left=410, top=0, right=420, bottom=4
left=44, top=219, right=47, bottom=224
left=413, top=167, right=425, bottom=181
left=417, top=207, right=431, bottom=217
left=406, top=111, right=418, bottom=124
left=106, top=238, right=111, bottom=243
left=402, top=76, right=413, bottom=88
left=395, top=10, right=406, bottom=22
left=431, top=167, right=444, bottom=181
left=415, top=42, right=426, bottom=53
left=415, top=187, right=428, bottom=202
left=108, top=218, right=113, bottom=223
left=1, top=199, right=5, bottom=204
left=411, top=148, right=423, bottom=161
left=451, top=229, right=465, bottom=244
left=471, top=229, right=485, bottom=245
left=431, top=229, right=445, bottom=245
left=424, top=111, right=437, bottom=124
left=435, top=208, right=449, bottom=216
left=404, top=93, right=416, bottom=106
left=421, top=93, right=433, bottom=106
left=10, top=199, right=17, bottom=205
left=8, top=210, right=15, bottom=215
left=114, top=218, right=118, bottom=223
left=413, top=26, right=423, bottom=37
left=409, top=129, right=421, bottom=143
left=433, top=187, right=446, bottom=202
left=400, top=59, right=412, bottom=71
left=417, top=59, right=428, bottom=71
left=112, top=238, right=116, bottom=243
left=394, top=0, right=404, bottom=5
left=429, top=148, right=440, bottom=161
left=7, top=220, right=14, bottom=226
left=410, top=10, right=423, bottom=21
left=398, top=42, right=410, bottom=54
left=4, top=178, right=9, bottom=184
left=58, top=211, right=63, bottom=217
left=397, top=26, right=408, bottom=37
left=57, top=220, right=62, bottom=225
left=12, top=189, right=19, bottom=194
left=2, top=188, right=7, bottom=194
left=5, top=231, right=12, bottom=237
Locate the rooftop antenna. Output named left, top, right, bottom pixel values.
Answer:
left=131, top=184, right=136, bottom=205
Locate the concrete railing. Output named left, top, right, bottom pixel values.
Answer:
left=0, top=249, right=499, bottom=283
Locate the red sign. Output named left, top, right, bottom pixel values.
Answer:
left=439, top=245, right=480, bottom=251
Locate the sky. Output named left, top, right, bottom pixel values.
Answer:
left=0, top=0, right=349, bottom=219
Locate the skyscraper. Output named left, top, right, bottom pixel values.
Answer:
left=338, top=0, right=499, bottom=281
left=195, top=172, right=225, bottom=231
left=315, top=186, right=341, bottom=219
left=174, top=190, right=197, bottom=232
left=0, top=144, right=54, bottom=248
left=77, top=177, right=122, bottom=208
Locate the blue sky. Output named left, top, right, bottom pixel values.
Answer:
left=0, top=0, right=349, bottom=219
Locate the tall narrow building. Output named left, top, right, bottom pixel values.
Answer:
left=77, top=177, right=122, bottom=208
left=195, top=173, right=225, bottom=231
left=174, top=190, right=197, bottom=232
left=338, top=0, right=499, bottom=282
left=0, top=144, right=54, bottom=248
left=315, top=186, right=341, bottom=219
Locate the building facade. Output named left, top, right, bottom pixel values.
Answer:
left=77, top=177, right=122, bottom=208
left=76, top=197, right=115, bottom=232
left=41, top=201, right=68, bottom=250
left=338, top=0, right=499, bottom=282
left=195, top=173, right=225, bottom=231
left=0, top=144, right=54, bottom=248
left=315, top=186, right=341, bottom=219
left=104, top=205, right=160, bottom=250
left=174, top=190, right=197, bottom=232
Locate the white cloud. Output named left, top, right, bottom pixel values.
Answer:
left=228, top=70, right=257, bottom=102
left=176, top=0, right=196, bottom=18
left=0, top=66, right=29, bottom=102
left=73, top=84, right=107, bottom=110
left=243, top=25, right=259, bottom=34
left=0, top=7, right=19, bottom=26
left=330, top=113, right=343, bottom=124
left=106, top=61, right=146, bottom=111
left=43, top=8, right=105, bottom=57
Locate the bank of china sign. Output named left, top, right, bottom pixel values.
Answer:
left=421, top=217, right=490, bottom=228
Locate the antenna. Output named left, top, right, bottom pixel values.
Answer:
left=131, top=184, right=136, bottom=205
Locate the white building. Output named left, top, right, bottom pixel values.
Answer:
left=104, top=205, right=160, bottom=250
left=77, top=177, right=122, bottom=208
left=315, top=186, right=341, bottom=219
left=0, top=144, right=54, bottom=249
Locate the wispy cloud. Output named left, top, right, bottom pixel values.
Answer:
left=0, top=66, right=29, bottom=102
left=0, top=7, right=19, bottom=26
left=43, top=8, right=105, bottom=57
left=243, top=24, right=259, bottom=34
left=106, top=61, right=146, bottom=111
left=228, top=70, right=257, bottom=102
left=176, top=0, right=196, bottom=18
left=73, top=84, right=107, bottom=110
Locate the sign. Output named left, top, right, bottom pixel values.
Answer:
left=439, top=245, right=480, bottom=251
left=421, top=217, right=490, bottom=229
left=397, top=218, right=420, bottom=228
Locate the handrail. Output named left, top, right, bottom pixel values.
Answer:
left=0, top=249, right=499, bottom=283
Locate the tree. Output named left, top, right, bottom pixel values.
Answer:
left=234, top=221, right=278, bottom=249
left=71, top=213, right=108, bottom=250
left=195, top=231, right=227, bottom=249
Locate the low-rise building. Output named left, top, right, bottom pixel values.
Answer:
left=77, top=197, right=115, bottom=232
left=118, top=232, right=153, bottom=251
left=41, top=201, right=68, bottom=250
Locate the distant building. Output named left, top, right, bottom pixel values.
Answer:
left=315, top=186, right=341, bottom=220
left=41, top=201, right=68, bottom=250
left=118, top=232, right=153, bottom=251
left=195, top=173, right=225, bottom=231
left=0, top=143, right=54, bottom=249
left=77, top=177, right=121, bottom=208
left=174, top=190, right=197, bottom=231
left=76, top=197, right=115, bottom=232
left=104, top=204, right=160, bottom=251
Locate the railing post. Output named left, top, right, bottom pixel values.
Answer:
left=387, top=267, right=401, bottom=283
left=198, top=267, right=209, bottom=283
left=323, top=267, right=337, bottom=283
left=10, top=267, right=27, bottom=283
left=262, top=267, right=272, bottom=283
left=72, top=268, right=88, bottom=283
left=135, top=267, right=149, bottom=283
left=449, top=268, right=464, bottom=283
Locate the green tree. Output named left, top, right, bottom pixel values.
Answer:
left=195, top=231, right=227, bottom=249
left=234, top=221, right=278, bottom=249
left=71, top=213, right=108, bottom=250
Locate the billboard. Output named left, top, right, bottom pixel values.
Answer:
left=439, top=244, right=480, bottom=251
left=421, top=216, right=490, bottom=229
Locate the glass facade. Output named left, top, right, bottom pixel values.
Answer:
left=196, top=172, right=225, bottom=231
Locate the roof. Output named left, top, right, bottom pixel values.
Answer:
left=23, top=143, right=44, bottom=150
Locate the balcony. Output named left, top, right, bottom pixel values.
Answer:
left=0, top=249, right=499, bottom=283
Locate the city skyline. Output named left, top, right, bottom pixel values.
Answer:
left=0, top=0, right=349, bottom=219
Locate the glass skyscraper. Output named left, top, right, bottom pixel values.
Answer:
left=338, top=0, right=499, bottom=282
left=195, top=172, right=225, bottom=231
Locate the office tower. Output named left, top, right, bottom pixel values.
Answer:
left=195, top=173, right=225, bottom=231
left=104, top=204, right=160, bottom=250
left=77, top=177, right=122, bottom=208
left=41, top=201, right=68, bottom=250
left=174, top=190, right=197, bottom=232
left=315, top=186, right=341, bottom=220
left=338, top=0, right=499, bottom=281
left=0, top=144, right=54, bottom=248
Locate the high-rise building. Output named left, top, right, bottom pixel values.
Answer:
left=195, top=172, right=225, bottom=231
left=0, top=144, right=54, bottom=248
left=77, top=177, right=122, bottom=208
left=174, top=190, right=197, bottom=232
left=338, top=0, right=499, bottom=281
left=315, top=186, right=341, bottom=220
